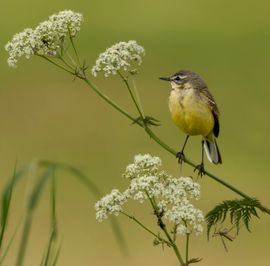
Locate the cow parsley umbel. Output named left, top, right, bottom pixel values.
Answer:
left=95, top=154, right=204, bottom=264
left=5, top=10, right=83, bottom=67
left=91, top=40, right=145, bottom=77
left=95, top=153, right=204, bottom=233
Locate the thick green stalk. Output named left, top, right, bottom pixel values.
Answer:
left=81, top=76, right=270, bottom=215
left=146, top=194, right=185, bottom=265
left=163, top=227, right=184, bottom=265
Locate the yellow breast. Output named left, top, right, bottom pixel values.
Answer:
left=169, top=88, right=214, bottom=137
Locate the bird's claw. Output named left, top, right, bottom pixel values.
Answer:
left=194, top=163, right=206, bottom=177
left=176, top=151, right=185, bottom=165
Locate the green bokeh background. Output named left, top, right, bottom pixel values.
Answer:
left=1, top=0, right=270, bottom=265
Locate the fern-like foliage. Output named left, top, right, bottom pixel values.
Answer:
left=206, top=198, right=266, bottom=239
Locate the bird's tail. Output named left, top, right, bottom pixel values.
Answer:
left=204, top=137, right=222, bottom=165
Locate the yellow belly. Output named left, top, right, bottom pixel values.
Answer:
left=169, top=89, right=214, bottom=137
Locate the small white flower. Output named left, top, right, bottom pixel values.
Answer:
left=5, top=10, right=83, bottom=67
left=5, top=28, right=35, bottom=67
left=164, top=203, right=204, bottom=235
left=127, top=175, right=161, bottom=203
left=95, top=154, right=204, bottom=235
left=123, top=154, right=161, bottom=180
left=48, top=10, right=82, bottom=37
left=95, top=189, right=128, bottom=222
left=91, top=40, right=145, bottom=77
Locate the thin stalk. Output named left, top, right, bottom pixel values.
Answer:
left=185, top=233, right=190, bottom=266
left=173, top=223, right=178, bottom=242
left=0, top=222, right=21, bottom=265
left=40, top=56, right=74, bottom=75
left=58, top=56, right=75, bottom=72
left=37, top=160, right=128, bottom=255
left=82, top=77, right=142, bottom=125
left=118, top=72, right=145, bottom=121
left=132, top=77, right=145, bottom=117
left=65, top=51, right=78, bottom=68
left=163, top=226, right=185, bottom=266
left=16, top=214, right=32, bottom=266
left=68, top=29, right=81, bottom=66
left=144, top=127, right=257, bottom=201
left=16, top=169, right=53, bottom=266
left=146, top=193, right=185, bottom=266
left=120, top=211, right=171, bottom=246
left=0, top=160, right=17, bottom=251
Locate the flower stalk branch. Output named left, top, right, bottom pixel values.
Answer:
left=95, top=155, right=201, bottom=265
left=120, top=211, right=171, bottom=246
left=147, top=194, right=185, bottom=265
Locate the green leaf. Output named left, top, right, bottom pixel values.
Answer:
left=132, top=116, right=161, bottom=127
left=187, top=257, right=202, bottom=264
left=206, top=198, right=265, bottom=239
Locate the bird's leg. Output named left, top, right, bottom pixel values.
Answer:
left=176, top=135, right=189, bottom=165
left=194, top=140, right=206, bottom=177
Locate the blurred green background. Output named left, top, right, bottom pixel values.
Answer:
left=1, top=0, right=270, bottom=265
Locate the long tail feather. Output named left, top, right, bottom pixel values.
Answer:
left=204, top=139, right=222, bottom=164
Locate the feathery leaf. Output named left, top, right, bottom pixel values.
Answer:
left=206, top=198, right=265, bottom=239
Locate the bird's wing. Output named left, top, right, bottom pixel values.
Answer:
left=212, top=111, right=220, bottom=137
left=201, top=87, right=220, bottom=137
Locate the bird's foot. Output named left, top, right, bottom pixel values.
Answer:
left=176, top=151, right=186, bottom=165
left=194, top=163, right=206, bottom=177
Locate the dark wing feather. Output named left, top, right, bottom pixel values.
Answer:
left=200, top=87, right=220, bottom=137
left=212, top=111, right=220, bottom=137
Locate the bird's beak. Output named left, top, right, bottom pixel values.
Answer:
left=159, top=76, right=171, bottom=82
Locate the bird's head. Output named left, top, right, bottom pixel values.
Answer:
left=160, top=70, right=205, bottom=90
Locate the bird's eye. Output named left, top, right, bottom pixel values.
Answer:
left=174, top=76, right=181, bottom=81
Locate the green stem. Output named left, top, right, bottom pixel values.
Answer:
left=161, top=223, right=184, bottom=266
left=120, top=211, right=171, bottom=246
left=146, top=193, right=185, bottom=265
left=82, top=78, right=141, bottom=125
left=58, top=56, right=75, bottom=71
left=173, top=223, right=178, bottom=242
left=40, top=56, right=74, bottom=75
left=118, top=72, right=145, bottom=121
left=68, top=29, right=81, bottom=66
left=144, top=127, right=255, bottom=200
left=132, top=77, right=145, bottom=117
left=185, top=233, right=190, bottom=266
left=16, top=214, right=32, bottom=266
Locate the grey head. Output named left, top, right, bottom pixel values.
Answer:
left=159, top=70, right=207, bottom=90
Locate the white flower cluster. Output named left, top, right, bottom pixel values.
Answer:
left=95, top=154, right=204, bottom=235
left=95, top=189, right=128, bottom=222
left=123, top=154, right=161, bottom=179
left=91, top=40, right=145, bottom=77
left=5, top=10, right=83, bottom=67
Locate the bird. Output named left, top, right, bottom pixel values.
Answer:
left=159, top=70, right=222, bottom=176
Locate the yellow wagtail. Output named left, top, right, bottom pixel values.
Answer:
left=160, top=70, right=222, bottom=176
